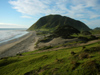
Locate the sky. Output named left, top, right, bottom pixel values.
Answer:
left=0, top=0, right=100, bottom=29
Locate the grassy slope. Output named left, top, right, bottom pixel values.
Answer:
left=91, top=29, right=100, bottom=34
left=0, top=41, right=100, bottom=75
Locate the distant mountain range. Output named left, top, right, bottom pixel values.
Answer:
left=28, top=14, right=90, bottom=31
left=94, top=27, right=100, bottom=30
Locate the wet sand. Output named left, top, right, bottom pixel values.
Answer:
left=0, top=31, right=37, bottom=58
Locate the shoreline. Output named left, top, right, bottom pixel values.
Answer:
left=0, top=32, right=30, bottom=46
left=0, top=31, right=37, bottom=58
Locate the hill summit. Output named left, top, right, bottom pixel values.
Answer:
left=28, top=14, right=90, bottom=31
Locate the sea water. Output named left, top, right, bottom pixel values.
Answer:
left=0, top=28, right=28, bottom=44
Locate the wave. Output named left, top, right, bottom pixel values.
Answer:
left=0, top=28, right=28, bottom=44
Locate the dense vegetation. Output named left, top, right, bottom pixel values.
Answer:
left=51, top=25, right=80, bottom=38
left=28, top=15, right=90, bottom=31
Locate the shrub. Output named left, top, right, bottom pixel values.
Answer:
left=88, top=35, right=97, bottom=40
left=78, top=35, right=97, bottom=42
left=0, top=57, right=8, bottom=60
left=78, top=36, right=88, bottom=42
left=78, top=60, right=100, bottom=75
left=79, top=52, right=90, bottom=59
left=24, top=69, right=38, bottom=75
left=41, top=55, right=48, bottom=59
left=52, top=68, right=59, bottom=72
left=39, top=37, right=52, bottom=43
left=84, top=46, right=100, bottom=53
left=82, top=46, right=86, bottom=50
left=71, top=51, right=76, bottom=55
left=16, top=53, right=22, bottom=56
left=42, top=65, right=51, bottom=70
left=55, top=58, right=64, bottom=63
left=81, top=31, right=91, bottom=35
left=39, top=46, right=53, bottom=50
left=70, top=60, right=80, bottom=70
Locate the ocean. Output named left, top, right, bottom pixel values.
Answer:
left=0, top=28, right=28, bottom=44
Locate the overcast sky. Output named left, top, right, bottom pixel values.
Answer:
left=0, top=0, right=100, bottom=28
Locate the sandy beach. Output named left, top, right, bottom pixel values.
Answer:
left=0, top=31, right=37, bottom=58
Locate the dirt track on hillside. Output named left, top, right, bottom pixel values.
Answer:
left=32, top=39, right=100, bottom=54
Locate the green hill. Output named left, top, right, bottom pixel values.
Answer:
left=28, top=14, right=90, bottom=31
left=94, top=27, right=100, bottom=30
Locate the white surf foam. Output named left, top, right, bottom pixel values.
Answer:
left=0, top=29, right=28, bottom=44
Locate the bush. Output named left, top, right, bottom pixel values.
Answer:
left=71, top=51, right=76, bottom=55
left=81, top=31, right=91, bottom=35
left=41, top=55, right=48, bottom=59
left=79, top=52, right=90, bottom=59
left=39, top=46, right=53, bottom=50
left=39, top=37, right=52, bottom=43
left=89, top=35, right=97, bottom=40
left=24, top=69, right=38, bottom=75
left=78, top=35, right=97, bottom=42
left=55, top=58, right=64, bottom=63
left=70, top=60, right=80, bottom=70
left=78, top=36, right=88, bottom=42
left=78, top=60, right=100, bottom=75
left=84, top=46, right=100, bottom=53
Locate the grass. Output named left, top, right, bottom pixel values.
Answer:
left=38, top=46, right=53, bottom=50
left=0, top=41, right=100, bottom=75
left=36, top=29, right=52, bottom=35
left=91, top=30, right=100, bottom=34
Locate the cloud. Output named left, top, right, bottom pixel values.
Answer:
left=9, top=0, right=100, bottom=19
left=21, top=16, right=32, bottom=18
left=9, top=0, right=100, bottom=28
left=9, top=0, right=49, bottom=15
left=0, top=23, right=28, bottom=28
left=86, top=19, right=100, bottom=29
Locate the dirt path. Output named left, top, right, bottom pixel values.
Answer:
left=32, top=39, right=100, bottom=54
